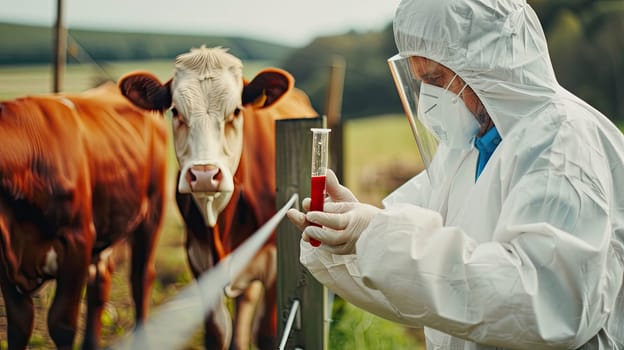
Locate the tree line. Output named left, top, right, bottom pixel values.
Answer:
left=0, top=22, right=294, bottom=64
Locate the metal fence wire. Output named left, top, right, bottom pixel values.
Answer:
left=110, top=193, right=299, bottom=350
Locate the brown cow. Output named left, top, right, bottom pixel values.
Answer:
left=0, top=83, right=169, bottom=350
left=119, top=46, right=318, bottom=350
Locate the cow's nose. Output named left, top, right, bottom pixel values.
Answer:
left=186, top=165, right=222, bottom=192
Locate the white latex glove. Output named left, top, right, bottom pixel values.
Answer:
left=286, top=169, right=357, bottom=232
left=303, top=201, right=381, bottom=255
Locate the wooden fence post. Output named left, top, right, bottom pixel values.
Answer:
left=276, top=116, right=328, bottom=350
left=53, top=0, right=66, bottom=93
left=325, top=56, right=346, bottom=181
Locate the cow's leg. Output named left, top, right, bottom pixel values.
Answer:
left=130, top=191, right=165, bottom=327
left=202, top=293, right=232, bottom=350
left=256, top=275, right=278, bottom=350
left=232, top=280, right=263, bottom=350
left=0, top=277, right=34, bottom=350
left=228, top=244, right=277, bottom=350
left=82, top=250, right=114, bottom=350
left=48, top=232, right=92, bottom=350
left=233, top=283, right=277, bottom=350
left=183, top=233, right=231, bottom=349
left=129, top=227, right=158, bottom=324
left=252, top=245, right=278, bottom=350
left=0, top=218, right=34, bottom=350
left=129, top=191, right=165, bottom=325
left=188, top=243, right=232, bottom=350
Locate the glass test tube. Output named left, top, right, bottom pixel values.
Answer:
left=309, top=128, right=331, bottom=247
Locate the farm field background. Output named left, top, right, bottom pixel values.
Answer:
left=0, top=61, right=424, bottom=349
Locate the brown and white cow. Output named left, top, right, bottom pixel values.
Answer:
left=119, top=46, right=318, bottom=350
left=0, top=83, right=169, bottom=350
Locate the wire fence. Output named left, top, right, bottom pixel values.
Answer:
left=110, top=193, right=299, bottom=350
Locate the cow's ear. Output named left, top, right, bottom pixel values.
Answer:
left=118, top=72, right=172, bottom=111
left=242, top=68, right=294, bottom=108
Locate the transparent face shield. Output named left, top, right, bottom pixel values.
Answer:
left=387, top=54, right=440, bottom=176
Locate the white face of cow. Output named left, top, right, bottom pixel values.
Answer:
left=170, top=47, right=245, bottom=227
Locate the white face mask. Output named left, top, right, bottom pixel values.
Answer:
left=417, top=77, right=480, bottom=149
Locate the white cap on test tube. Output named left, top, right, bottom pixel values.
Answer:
left=311, top=128, right=331, bottom=177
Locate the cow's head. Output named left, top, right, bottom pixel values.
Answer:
left=118, top=46, right=293, bottom=227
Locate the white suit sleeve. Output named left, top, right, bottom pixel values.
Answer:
left=299, top=203, right=444, bottom=324
left=299, top=241, right=406, bottom=323
left=356, top=171, right=622, bottom=349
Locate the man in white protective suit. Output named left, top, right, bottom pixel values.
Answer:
left=286, top=0, right=624, bottom=349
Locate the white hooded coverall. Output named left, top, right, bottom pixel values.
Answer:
left=300, top=0, right=624, bottom=349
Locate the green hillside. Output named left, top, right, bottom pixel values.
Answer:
left=0, top=22, right=295, bottom=65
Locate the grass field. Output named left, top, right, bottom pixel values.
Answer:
left=0, top=62, right=425, bottom=349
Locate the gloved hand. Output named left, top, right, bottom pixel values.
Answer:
left=286, top=169, right=358, bottom=232
left=303, top=201, right=380, bottom=254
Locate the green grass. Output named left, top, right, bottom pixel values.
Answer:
left=330, top=297, right=424, bottom=349
left=0, top=62, right=426, bottom=349
left=344, top=114, right=424, bottom=205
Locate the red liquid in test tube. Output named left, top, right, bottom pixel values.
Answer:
left=309, top=128, right=331, bottom=247
left=310, top=175, right=326, bottom=212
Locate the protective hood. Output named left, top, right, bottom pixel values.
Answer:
left=393, top=0, right=559, bottom=138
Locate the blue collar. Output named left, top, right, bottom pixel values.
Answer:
left=474, top=126, right=501, bottom=180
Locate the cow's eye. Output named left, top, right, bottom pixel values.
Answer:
left=225, top=107, right=241, bottom=123
left=170, top=107, right=188, bottom=128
